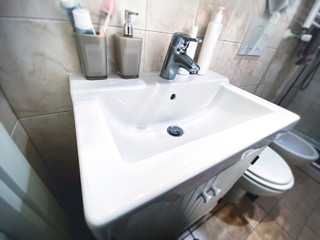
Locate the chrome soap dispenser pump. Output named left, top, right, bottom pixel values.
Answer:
left=114, top=10, right=142, bottom=79
left=124, top=10, right=138, bottom=36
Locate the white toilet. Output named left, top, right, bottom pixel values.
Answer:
left=269, top=131, right=319, bottom=166
left=226, top=131, right=318, bottom=202
left=226, top=146, right=294, bottom=201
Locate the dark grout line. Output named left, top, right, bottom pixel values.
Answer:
left=19, top=110, right=73, bottom=120
left=0, top=15, right=69, bottom=23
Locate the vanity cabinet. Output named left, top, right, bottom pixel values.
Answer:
left=113, top=147, right=265, bottom=240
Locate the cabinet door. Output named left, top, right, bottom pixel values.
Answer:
left=182, top=176, right=216, bottom=226
left=211, top=147, right=265, bottom=199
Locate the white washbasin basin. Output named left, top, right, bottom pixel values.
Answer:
left=70, top=71, right=299, bottom=232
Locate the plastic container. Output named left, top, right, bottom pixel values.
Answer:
left=115, top=10, right=142, bottom=78
left=197, top=7, right=224, bottom=75
left=74, top=33, right=107, bottom=79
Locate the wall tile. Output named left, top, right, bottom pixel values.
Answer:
left=265, top=59, right=300, bottom=103
left=242, top=85, right=258, bottom=94
left=144, top=31, right=172, bottom=71
left=261, top=50, right=289, bottom=84
left=209, top=40, right=224, bottom=71
left=247, top=48, right=276, bottom=86
left=197, top=0, right=266, bottom=42
left=0, top=19, right=81, bottom=118
left=196, top=0, right=231, bottom=39
left=232, top=55, right=259, bottom=87
left=83, top=0, right=147, bottom=30
left=214, top=41, right=241, bottom=80
left=0, top=0, right=64, bottom=20
left=147, top=0, right=199, bottom=33
left=11, top=120, right=60, bottom=199
left=224, top=0, right=263, bottom=43
left=254, top=83, right=273, bottom=100
left=0, top=88, right=17, bottom=134
left=20, top=111, right=80, bottom=190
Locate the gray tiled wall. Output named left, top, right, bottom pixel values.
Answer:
left=0, top=0, right=311, bottom=193
left=0, top=88, right=60, bottom=199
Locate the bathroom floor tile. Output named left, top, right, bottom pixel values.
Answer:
left=269, top=202, right=305, bottom=239
left=280, top=173, right=319, bottom=221
left=255, top=194, right=283, bottom=213
left=255, top=215, right=291, bottom=240
left=181, top=167, right=320, bottom=240
left=246, top=231, right=263, bottom=240
left=214, top=204, right=253, bottom=240
left=189, top=199, right=228, bottom=232
left=297, top=173, right=320, bottom=199
left=306, top=200, right=320, bottom=237
left=234, top=196, right=267, bottom=229
left=298, top=226, right=319, bottom=240
left=192, top=215, right=230, bottom=240
left=290, top=166, right=303, bottom=179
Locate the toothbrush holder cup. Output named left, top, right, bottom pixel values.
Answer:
left=74, top=33, right=108, bottom=80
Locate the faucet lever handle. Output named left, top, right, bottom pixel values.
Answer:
left=184, top=37, right=202, bottom=44
left=172, top=33, right=202, bottom=50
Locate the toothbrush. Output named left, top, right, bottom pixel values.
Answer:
left=99, top=0, right=116, bottom=36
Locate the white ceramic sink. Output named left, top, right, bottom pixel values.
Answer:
left=70, top=71, right=299, bottom=231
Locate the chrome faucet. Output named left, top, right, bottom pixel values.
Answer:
left=160, top=32, right=202, bottom=80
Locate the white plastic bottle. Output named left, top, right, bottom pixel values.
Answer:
left=178, top=26, right=199, bottom=75
left=197, top=7, right=224, bottom=75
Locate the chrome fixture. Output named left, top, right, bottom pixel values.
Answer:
left=160, top=33, right=201, bottom=80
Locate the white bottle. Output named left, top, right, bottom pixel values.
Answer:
left=73, top=9, right=96, bottom=35
left=178, top=26, right=199, bottom=75
left=197, top=7, right=224, bottom=75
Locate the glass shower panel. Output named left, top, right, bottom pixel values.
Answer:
left=286, top=68, right=320, bottom=145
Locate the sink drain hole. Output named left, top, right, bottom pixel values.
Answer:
left=167, top=126, right=183, bottom=137
left=170, top=94, right=176, bottom=100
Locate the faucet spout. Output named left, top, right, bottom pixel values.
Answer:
left=175, top=51, right=200, bottom=74
left=160, top=33, right=201, bottom=80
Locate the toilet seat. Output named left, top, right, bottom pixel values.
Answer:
left=243, top=147, right=294, bottom=192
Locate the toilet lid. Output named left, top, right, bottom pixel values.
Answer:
left=245, top=146, right=293, bottom=185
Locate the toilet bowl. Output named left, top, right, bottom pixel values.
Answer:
left=225, top=147, right=294, bottom=202
left=269, top=131, right=319, bottom=166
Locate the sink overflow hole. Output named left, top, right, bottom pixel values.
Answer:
left=167, top=126, right=183, bottom=137
left=170, top=94, right=176, bottom=100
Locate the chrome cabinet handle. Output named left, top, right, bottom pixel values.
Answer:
left=200, top=191, right=212, bottom=203
left=210, top=185, right=221, bottom=197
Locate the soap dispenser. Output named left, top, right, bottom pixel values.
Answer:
left=114, top=10, right=142, bottom=78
